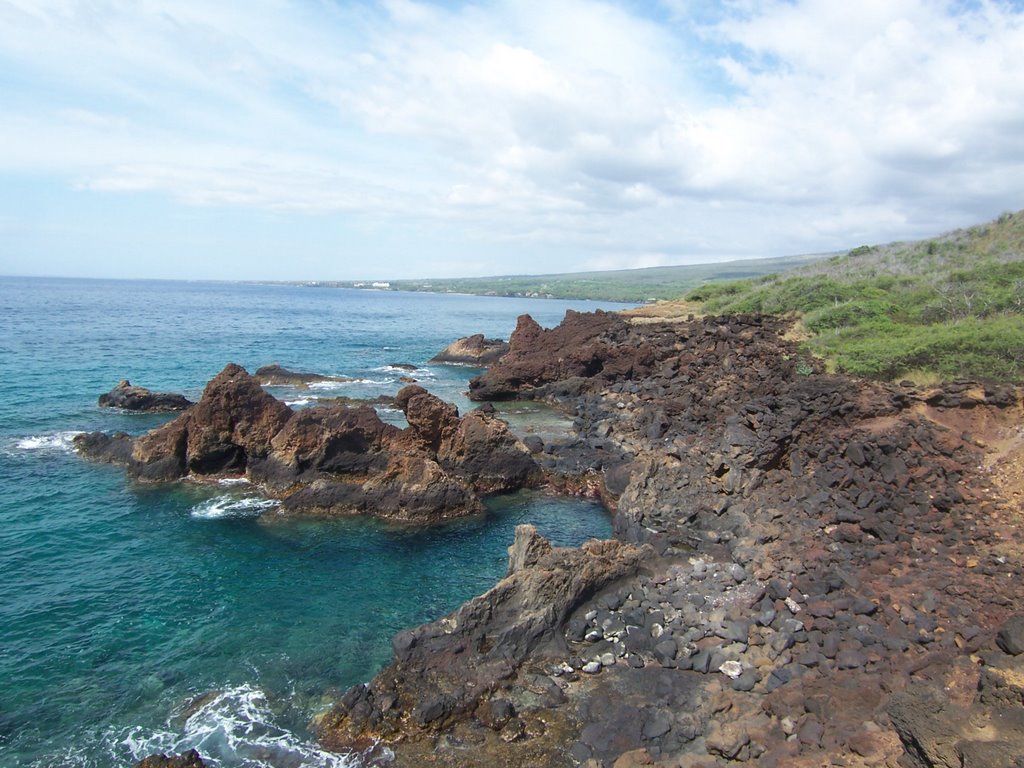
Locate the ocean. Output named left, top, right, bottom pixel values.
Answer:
left=0, top=277, right=631, bottom=768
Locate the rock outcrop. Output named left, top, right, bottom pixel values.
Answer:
left=889, top=617, right=1024, bottom=768
left=77, top=366, right=540, bottom=523
left=254, top=363, right=352, bottom=387
left=98, top=380, right=193, bottom=412
left=430, top=334, right=509, bottom=366
left=468, top=310, right=673, bottom=400
left=319, top=525, right=644, bottom=753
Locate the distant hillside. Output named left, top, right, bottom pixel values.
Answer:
left=687, top=210, right=1024, bottom=383
left=348, top=253, right=831, bottom=303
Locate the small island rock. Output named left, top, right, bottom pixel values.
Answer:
left=98, top=380, right=193, bottom=412
left=430, top=334, right=509, bottom=366
left=254, top=364, right=352, bottom=388
left=77, top=365, right=540, bottom=523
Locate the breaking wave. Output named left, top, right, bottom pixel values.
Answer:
left=115, top=685, right=367, bottom=767
left=190, top=495, right=279, bottom=519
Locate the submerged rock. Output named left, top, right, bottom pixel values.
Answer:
left=430, top=334, right=510, bottom=366
left=132, top=750, right=206, bottom=768
left=98, top=380, right=193, bottom=412
left=254, top=363, right=352, bottom=388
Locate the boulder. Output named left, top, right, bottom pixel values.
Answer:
left=430, top=334, right=510, bottom=366
left=437, top=410, right=541, bottom=493
left=397, top=384, right=460, bottom=451
left=98, top=380, right=193, bottom=412
left=396, top=385, right=541, bottom=493
left=281, top=454, right=483, bottom=521
left=996, top=615, right=1024, bottom=656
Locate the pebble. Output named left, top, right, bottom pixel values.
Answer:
left=582, top=661, right=602, bottom=674
left=718, top=660, right=744, bottom=679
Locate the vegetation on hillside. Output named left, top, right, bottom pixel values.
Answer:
left=347, top=253, right=829, bottom=303
left=686, top=210, right=1024, bottom=383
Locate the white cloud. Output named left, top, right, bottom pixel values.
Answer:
left=1, top=0, right=1023, bottom=278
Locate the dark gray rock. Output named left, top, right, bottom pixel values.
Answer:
left=996, top=615, right=1024, bottom=656
left=98, top=380, right=193, bottom=412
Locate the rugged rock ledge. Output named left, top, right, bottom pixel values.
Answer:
left=77, top=366, right=539, bottom=523
left=98, top=380, right=193, bottom=412
left=316, top=310, right=1024, bottom=767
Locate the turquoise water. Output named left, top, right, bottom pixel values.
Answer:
left=0, top=278, right=627, bottom=767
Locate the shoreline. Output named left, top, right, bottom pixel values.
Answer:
left=314, top=310, right=1024, bottom=767
left=107, top=306, right=1024, bottom=767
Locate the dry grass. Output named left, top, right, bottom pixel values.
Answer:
left=621, top=299, right=704, bottom=324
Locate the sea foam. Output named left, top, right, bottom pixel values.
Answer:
left=190, top=495, right=278, bottom=519
left=13, top=431, right=82, bottom=453
left=116, top=685, right=365, bottom=768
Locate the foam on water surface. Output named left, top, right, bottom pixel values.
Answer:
left=12, top=431, right=82, bottom=453
left=190, top=494, right=279, bottom=519
left=113, top=685, right=364, bottom=768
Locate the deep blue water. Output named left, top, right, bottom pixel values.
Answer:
left=0, top=278, right=630, bottom=768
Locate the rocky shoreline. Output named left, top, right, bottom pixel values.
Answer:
left=319, top=310, right=1024, bottom=767
left=104, top=308, right=1023, bottom=767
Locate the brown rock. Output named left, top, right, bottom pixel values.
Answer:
left=430, top=334, right=510, bottom=366
left=398, top=385, right=460, bottom=450
left=438, top=410, right=541, bottom=493
left=184, top=363, right=293, bottom=473
left=253, top=403, right=402, bottom=488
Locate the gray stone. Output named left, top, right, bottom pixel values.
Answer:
left=996, top=615, right=1024, bottom=656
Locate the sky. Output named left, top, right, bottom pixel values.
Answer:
left=1, top=0, right=1023, bottom=281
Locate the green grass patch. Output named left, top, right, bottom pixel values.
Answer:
left=687, top=209, right=1024, bottom=383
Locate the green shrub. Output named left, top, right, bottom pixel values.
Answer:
left=688, top=209, right=1024, bottom=383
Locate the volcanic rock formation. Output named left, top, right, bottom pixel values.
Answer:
left=76, top=365, right=540, bottom=523
left=318, top=309, right=1024, bottom=767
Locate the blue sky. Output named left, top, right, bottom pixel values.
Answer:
left=1, top=0, right=1023, bottom=281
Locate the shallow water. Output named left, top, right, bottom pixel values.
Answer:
left=0, top=278, right=631, bottom=767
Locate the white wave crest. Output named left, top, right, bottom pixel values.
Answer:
left=303, top=378, right=393, bottom=390
left=117, top=685, right=365, bottom=768
left=190, top=495, right=278, bottom=519
left=13, top=431, right=82, bottom=453
left=306, top=380, right=348, bottom=391
left=285, top=398, right=312, bottom=407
